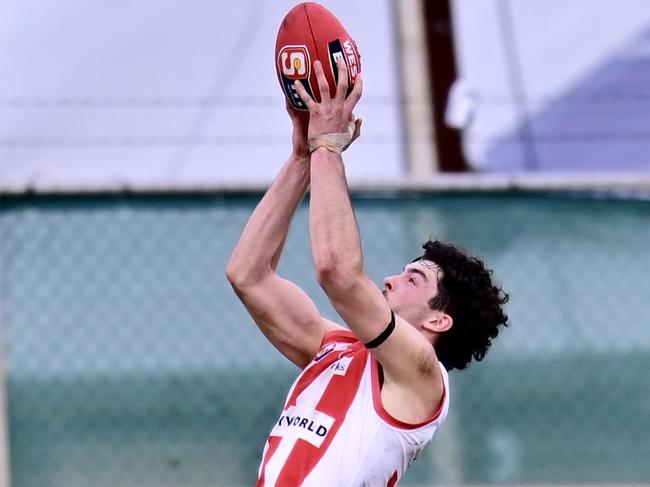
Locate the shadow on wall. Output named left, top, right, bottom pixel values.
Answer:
left=484, top=27, right=650, bottom=172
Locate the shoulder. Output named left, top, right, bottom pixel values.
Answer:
left=307, top=321, right=356, bottom=362
left=378, top=357, right=449, bottom=426
left=317, top=319, right=355, bottom=345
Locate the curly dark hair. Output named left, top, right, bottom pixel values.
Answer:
left=413, top=240, right=509, bottom=371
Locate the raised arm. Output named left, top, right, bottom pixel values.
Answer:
left=226, top=103, right=342, bottom=368
left=294, top=61, right=445, bottom=421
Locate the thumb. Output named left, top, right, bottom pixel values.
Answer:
left=351, top=117, right=362, bottom=143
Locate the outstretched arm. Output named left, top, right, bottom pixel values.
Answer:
left=226, top=103, right=342, bottom=368
left=295, top=61, right=444, bottom=421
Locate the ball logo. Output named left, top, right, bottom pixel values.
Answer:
left=327, top=38, right=361, bottom=95
left=279, top=46, right=310, bottom=79
left=342, top=39, right=359, bottom=78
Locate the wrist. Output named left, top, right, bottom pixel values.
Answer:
left=308, top=134, right=350, bottom=154
left=311, top=146, right=331, bottom=155
left=307, top=117, right=361, bottom=154
left=291, top=147, right=311, bottom=160
left=310, top=146, right=343, bottom=164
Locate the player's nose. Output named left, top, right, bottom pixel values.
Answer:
left=383, top=277, right=394, bottom=291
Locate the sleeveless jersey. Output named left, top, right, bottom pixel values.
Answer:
left=256, top=329, right=451, bottom=486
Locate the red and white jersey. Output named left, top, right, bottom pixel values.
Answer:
left=256, top=329, right=450, bottom=486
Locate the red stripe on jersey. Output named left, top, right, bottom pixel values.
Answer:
left=284, top=346, right=343, bottom=409
left=255, top=436, right=281, bottom=487
left=321, top=329, right=356, bottom=347
left=387, top=470, right=398, bottom=487
left=284, top=330, right=356, bottom=409
left=370, top=357, right=446, bottom=429
left=274, top=348, right=368, bottom=486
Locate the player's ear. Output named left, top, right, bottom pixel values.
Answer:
left=423, top=313, right=452, bottom=333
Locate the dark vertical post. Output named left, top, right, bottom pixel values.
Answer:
left=422, top=0, right=468, bottom=172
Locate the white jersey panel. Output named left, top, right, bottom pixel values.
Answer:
left=257, top=330, right=450, bottom=487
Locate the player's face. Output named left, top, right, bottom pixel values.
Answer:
left=382, top=260, right=441, bottom=323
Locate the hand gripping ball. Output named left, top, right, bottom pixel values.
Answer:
left=275, top=2, right=361, bottom=111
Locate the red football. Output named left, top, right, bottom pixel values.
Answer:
left=275, top=2, right=361, bottom=111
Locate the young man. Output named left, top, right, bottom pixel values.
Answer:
left=226, top=60, right=509, bottom=486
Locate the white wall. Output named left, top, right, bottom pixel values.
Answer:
left=0, top=0, right=404, bottom=190
left=451, top=0, right=650, bottom=171
left=3, top=0, right=650, bottom=188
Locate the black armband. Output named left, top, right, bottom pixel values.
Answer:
left=364, top=311, right=396, bottom=349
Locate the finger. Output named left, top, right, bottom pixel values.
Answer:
left=345, top=73, right=363, bottom=111
left=293, top=80, right=316, bottom=110
left=286, top=98, right=309, bottom=125
left=334, top=58, right=349, bottom=101
left=285, top=98, right=295, bottom=116
left=314, top=60, right=330, bottom=102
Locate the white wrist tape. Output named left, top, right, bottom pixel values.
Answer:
left=308, top=116, right=362, bottom=154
